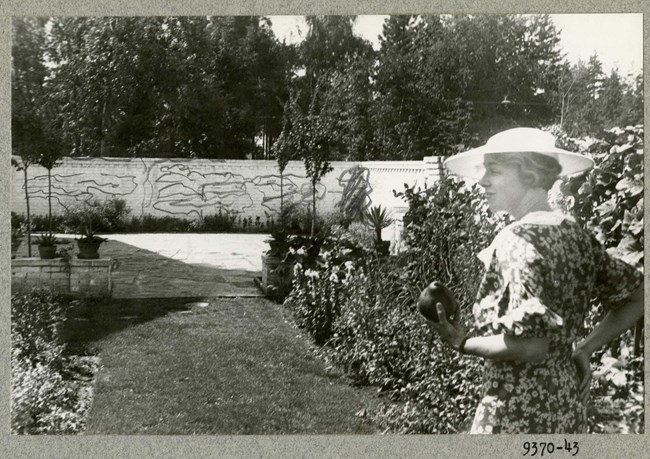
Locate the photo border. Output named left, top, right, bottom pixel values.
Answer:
left=1, top=1, right=647, bottom=457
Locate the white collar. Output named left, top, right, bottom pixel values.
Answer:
left=515, top=210, right=575, bottom=226
left=477, top=211, right=575, bottom=268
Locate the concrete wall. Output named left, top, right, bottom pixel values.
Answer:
left=11, top=156, right=443, bottom=221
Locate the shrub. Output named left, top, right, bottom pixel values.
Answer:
left=11, top=288, right=69, bottom=363
left=62, top=198, right=130, bottom=236
left=554, top=125, right=644, bottom=433
left=285, top=230, right=369, bottom=344
left=125, top=214, right=192, bottom=233
left=12, top=211, right=27, bottom=230
left=199, top=208, right=239, bottom=232
left=11, top=288, right=97, bottom=434
left=30, top=214, right=67, bottom=232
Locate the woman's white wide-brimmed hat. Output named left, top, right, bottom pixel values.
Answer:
left=443, top=127, right=594, bottom=180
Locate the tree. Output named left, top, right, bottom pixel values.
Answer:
left=38, top=149, right=64, bottom=230
left=556, top=55, right=605, bottom=136
left=298, top=16, right=373, bottom=94
left=370, top=15, right=565, bottom=159
left=271, top=93, right=299, bottom=220
left=41, top=16, right=291, bottom=159
left=278, top=80, right=334, bottom=237
left=12, top=17, right=62, bottom=254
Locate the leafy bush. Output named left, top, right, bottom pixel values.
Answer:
left=11, top=288, right=98, bottom=434
left=12, top=211, right=27, bottom=230
left=558, top=125, right=643, bottom=268
left=285, top=228, right=369, bottom=344
left=199, top=208, right=239, bottom=232
left=553, top=125, right=644, bottom=433
left=11, top=288, right=69, bottom=363
left=125, top=214, right=192, bottom=233
left=30, top=214, right=67, bottom=232
left=62, top=198, right=130, bottom=237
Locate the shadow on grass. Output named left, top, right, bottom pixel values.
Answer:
left=14, top=236, right=256, bottom=354
left=62, top=296, right=203, bottom=356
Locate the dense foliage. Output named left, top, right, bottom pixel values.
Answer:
left=11, top=289, right=98, bottom=434
left=13, top=16, right=290, bottom=159
left=557, top=58, right=643, bottom=138
left=553, top=125, right=644, bottom=433
left=13, top=15, right=641, bottom=162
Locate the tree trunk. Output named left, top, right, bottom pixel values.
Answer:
left=48, top=169, right=52, bottom=231
left=23, top=167, right=32, bottom=257
left=311, top=180, right=316, bottom=238
left=280, top=171, right=284, bottom=225
left=634, top=318, right=643, bottom=356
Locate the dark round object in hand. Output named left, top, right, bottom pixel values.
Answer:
left=417, top=281, right=458, bottom=322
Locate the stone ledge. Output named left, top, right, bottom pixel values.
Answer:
left=69, top=258, right=112, bottom=267
left=11, top=257, right=68, bottom=267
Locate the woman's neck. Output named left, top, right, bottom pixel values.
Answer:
left=510, top=189, right=551, bottom=220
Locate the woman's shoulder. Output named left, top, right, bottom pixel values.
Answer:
left=503, top=211, right=585, bottom=239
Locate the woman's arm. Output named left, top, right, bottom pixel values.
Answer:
left=462, top=334, right=549, bottom=362
left=427, top=303, right=550, bottom=363
left=572, top=282, right=644, bottom=399
left=575, top=283, right=644, bottom=357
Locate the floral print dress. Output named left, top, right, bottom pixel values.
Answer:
left=469, top=211, right=642, bottom=434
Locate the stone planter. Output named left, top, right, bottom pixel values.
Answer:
left=261, top=253, right=294, bottom=301
left=11, top=257, right=112, bottom=298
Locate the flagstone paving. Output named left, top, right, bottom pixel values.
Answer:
left=105, top=233, right=269, bottom=298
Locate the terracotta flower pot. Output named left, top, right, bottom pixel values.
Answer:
left=38, top=245, right=57, bottom=260
left=77, top=239, right=102, bottom=259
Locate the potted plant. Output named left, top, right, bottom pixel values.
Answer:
left=364, top=205, right=394, bottom=257
left=63, top=200, right=107, bottom=259
left=74, top=220, right=107, bottom=259
left=34, top=232, right=59, bottom=259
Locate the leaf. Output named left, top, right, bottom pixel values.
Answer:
left=610, top=370, right=628, bottom=387
left=615, top=177, right=643, bottom=197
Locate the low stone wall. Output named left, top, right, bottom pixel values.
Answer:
left=11, top=258, right=112, bottom=297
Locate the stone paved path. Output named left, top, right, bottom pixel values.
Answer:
left=46, top=233, right=269, bottom=299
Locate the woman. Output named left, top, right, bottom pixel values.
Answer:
left=429, top=127, right=644, bottom=434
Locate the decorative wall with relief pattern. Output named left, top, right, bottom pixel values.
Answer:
left=12, top=156, right=441, bottom=221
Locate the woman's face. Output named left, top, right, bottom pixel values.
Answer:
left=478, top=158, right=527, bottom=214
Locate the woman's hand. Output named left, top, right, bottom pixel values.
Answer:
left=571, top=347, right=592, bottom=402
left=425, top=302, right=467, bottom=351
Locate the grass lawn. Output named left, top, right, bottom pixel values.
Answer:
left=69, top=297, right=379, bottom=434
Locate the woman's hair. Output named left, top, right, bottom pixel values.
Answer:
left=487, top=152, right=562, bottom=190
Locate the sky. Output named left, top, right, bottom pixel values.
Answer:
left=268, top=14, right=643, bottom=77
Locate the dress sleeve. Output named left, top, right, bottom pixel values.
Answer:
left=475, top=228, right=565, bottom=339
left=590, top=235, right=643, bottom=309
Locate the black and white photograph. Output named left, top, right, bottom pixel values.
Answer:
left=5, top=5, right=646, bottom=457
